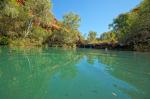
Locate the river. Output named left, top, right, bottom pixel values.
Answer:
left=0, top=47, right=150, bottom=99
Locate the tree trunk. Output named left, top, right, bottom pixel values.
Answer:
left=24, top=18, right=33, bottom=38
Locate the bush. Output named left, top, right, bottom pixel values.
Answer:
left=0, top=36, right=9, bottom=45
left=31, top=26, right=51, bottom=41
left=9, top=38, right=43, bottom=47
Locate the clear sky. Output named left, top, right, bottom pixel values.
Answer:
left=52, top=0, right=142, bottom=36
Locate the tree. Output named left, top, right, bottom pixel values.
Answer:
left=48, top=12, right=82, bottom=47
left=87, top=31, right=97, bottom=43
left=0, top=0, right=53, bottom=46
left=62, top=12, right=81, bottom=45
left=63, top=12, right=81, bottom=30
left=107, top=0, right=150, bottom=51
left=109, top=13, right=130, bottom=43
left=0, top=0, right=20, bottom=35
left=100, top=32, right=117, bottom=43
left=23, top=0, right=52, bottom=38
left=127, top=0, right=150, bottom=43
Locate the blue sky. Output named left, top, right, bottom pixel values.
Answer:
left=52, top=0, right=142, bottom=36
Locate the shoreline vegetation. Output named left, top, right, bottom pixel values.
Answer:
left=0, top=0, right=150, bottom=51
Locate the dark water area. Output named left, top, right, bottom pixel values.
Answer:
left=0, top=47, right=150, bottom=99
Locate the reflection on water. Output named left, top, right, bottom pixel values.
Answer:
left=0, top=47, right=150, bottom=99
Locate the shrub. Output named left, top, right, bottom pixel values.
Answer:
left=0, top=36, right=9, bottom=45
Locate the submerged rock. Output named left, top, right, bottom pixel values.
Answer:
left=112, top=92, right=117, bottom=96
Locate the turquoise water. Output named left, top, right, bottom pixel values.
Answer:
left=0, top=47, right=150, bottom=99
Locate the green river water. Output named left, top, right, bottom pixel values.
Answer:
left=0, top=47, right=150, bottom=99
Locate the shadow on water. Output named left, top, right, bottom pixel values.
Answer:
left=0, top=47, right=150, bottom=99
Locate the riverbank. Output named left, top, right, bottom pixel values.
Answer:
left=0, top=44, right=147, bottom=52
left=78, top=43, right=133, bottom=51
left=78, top=42, right=150, bottom=52
left=1, top=39, right=150, bottom=52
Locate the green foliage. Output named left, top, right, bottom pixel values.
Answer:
left=0, top=0, right=20, bottom=36
left=127, top=0, right=150, bottom=42
left=61, top=12, right=81, bottom=46
left=25, top=0, right=52, bottom=24
left=109, top=13, right=130, bottom=43
left=31, top=26, right=51, bottom=41
left=9, top=38, right=43, bottom=47
left=63, top=12, right=81, bottom=30
left=48, top=12, right=82, bottom=47
left=1, top=0, right=19, bottom=18
left=0, top=0, right=83, bottom=48
left=0, top=0, right=53, bottom=46
left=0, top=36, right=9, bottom=45
left=100, top=32, right=117, bottom=43
left=106, top=0, right=150, bottom=51
left=87, top=31, right=97, bottom=43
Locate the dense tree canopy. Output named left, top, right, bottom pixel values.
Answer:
left=100, top=0, right=150, bottom=51
left=0, top=0, right=82, bottom=47
left=87, top=31, right=97, bottom=43
left=47, top=12, right=81, bottom=47
left=100, top=31, right=117, bottom=43
left=109, top=13, right=129, bottom=43
left=0, top=0, right=53, bottom=46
